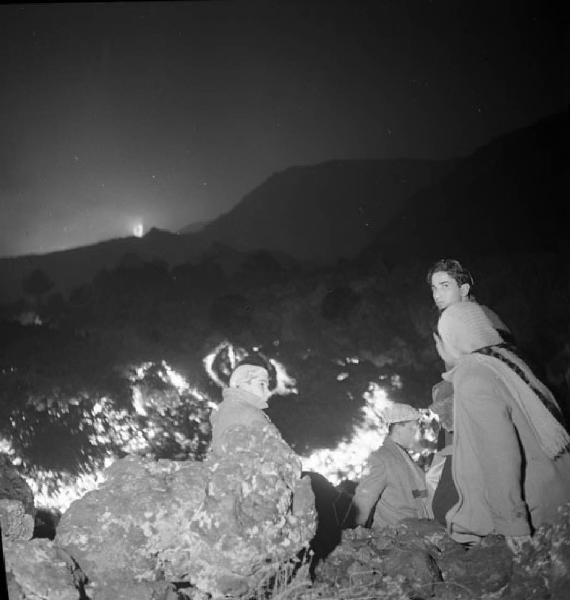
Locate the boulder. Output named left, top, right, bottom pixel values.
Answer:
left=507, top=502, right=570, bottom=600
left=56, top=422, right=316, bottom=598
left=0, top=499, right=34, bottom=541
left=437, top=534, right=513, bottom=596
left=160, top=423, right=316, bottom=597
left=4, top=538, right=83, bottom=600
left=310, top=504, right=570, bottom=600
left=56, top=455, right=207, bottom=599
left=0, top=454, right=34, bottom=515
left=315, top=520, right=443, bottom=598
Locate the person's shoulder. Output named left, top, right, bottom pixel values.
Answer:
left=216, top=397, right=264, bottom=422
left=456, top=353, right=491, bottom=375
left=455, top=355, right=505, bottom=394
left=367, top=444, right=389, bottom=463
left=479, top=303, right=511, bottom=334
left=376, top=437, right=405, bottom=462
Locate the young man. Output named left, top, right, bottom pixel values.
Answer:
left=427, top=258, right=512, bottom=341
left=427, top=258, right=473, bottom=312
left=427, top=259, right=518, bottom=529
left=353, top=403, right=432, bottom=529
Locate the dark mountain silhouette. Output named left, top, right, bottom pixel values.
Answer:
left=0, top=229, right=206, bottom=304
left=177, top=219, right=212, bottom=235
left=189, top=159, right=453, bottom=261
left=0, top=111, right=565, bottom=305
left=0, top=159, right=452, bottom=303
left=360, top=110, right=569, bottom=265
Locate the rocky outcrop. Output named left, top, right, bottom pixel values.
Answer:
left=0, top=453, right=34, bottom=516
left=55, top=456, right=207, bottom=599
left=0, top=499, right=34, bottom=542
left=315, top=519, right=444, bottom=598
left=4, top=538, right=84, bottom=600
left=181, top=424, right=316, bottom=597
left=56, top=421, right=316, bottom=599
left=0, top=456, right=86, bottom=599
left=312, top=505, right=570, bottom=600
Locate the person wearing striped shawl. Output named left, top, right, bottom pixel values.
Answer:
left=434, top=301, right=570, bottom=552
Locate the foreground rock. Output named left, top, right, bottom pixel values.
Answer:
left=56, top=456, right=196, bottom=600
left=0, top=498, right=34, bottom=542
left=315, top=519, right=444, bottom=598
left=0, top=453, right=34, bottom=516
left=177, top=424, right=316, bottom=597
left=56, top=422, right=316, bottom=599
left=4, top=538, right=85, bottom=600
left=311, top=505, right=570, bottom=600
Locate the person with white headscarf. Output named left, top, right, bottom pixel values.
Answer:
left=210, top=357, right=276, bottom=454
left=435, top=302, right=570, bottom=550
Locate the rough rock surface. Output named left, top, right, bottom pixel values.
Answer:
left=56, top=455, right=207, bottom=600
left=0, top=499, right=34, bottom=541
left=177, top=423, right=316, bottom=597
left=315, top=519, right=443, bottom=598
left=311, top=505, right=570, bottom=600
left=0, top=453, right=34, bottom=515
left=56, top=422, right=316, bottom=599
left=437, top=534, right=513, bottom=597
left=508, top=502, right=570, bottom=600
left=4, top=538, right=82, bottom=600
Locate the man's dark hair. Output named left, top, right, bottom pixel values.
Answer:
left=426, top=258, right=474, bottom=289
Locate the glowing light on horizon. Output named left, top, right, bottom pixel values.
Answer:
left=133, top=222, right=144, bottom=237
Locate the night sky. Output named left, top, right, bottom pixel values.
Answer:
left=0, top=0, right=566, bottom=258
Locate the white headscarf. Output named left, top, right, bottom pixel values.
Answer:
left=437, top=302, right=503, bottom=360
left=229, top=364, right=268, bottom=388
left=228, top=365, right=270, bottom=409
left=438, top=302, right=569, bottom=458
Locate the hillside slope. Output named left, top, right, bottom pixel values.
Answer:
left=0, top=159, right=452, bottom=303
left=192, top=159, right=453, bottom=261
left=362, top=110, right=569, bottom=263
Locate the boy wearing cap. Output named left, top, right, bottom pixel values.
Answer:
left=353, top=403, right=433, bottom=529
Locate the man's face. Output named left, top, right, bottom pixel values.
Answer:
left=241, top=372, right=270, bottom=402
left=398, top=420, right=419, bottom=448
left=430, top=271, right=470, bottom=311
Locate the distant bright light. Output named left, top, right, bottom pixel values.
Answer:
left=133, top=222, right=144, bottom=237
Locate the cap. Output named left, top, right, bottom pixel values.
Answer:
left=382, top=403, right=421, bottom=424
